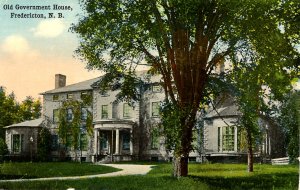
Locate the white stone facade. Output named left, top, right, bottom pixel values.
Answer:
left=41, top=74, right=173, bottom=162
left=5, top=73, right=284, bottom=162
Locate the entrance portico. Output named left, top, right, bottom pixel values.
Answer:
left=93, top=120, right=134, bottom=162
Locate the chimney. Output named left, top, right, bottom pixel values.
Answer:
left=55, top=74, right=66, bottom=89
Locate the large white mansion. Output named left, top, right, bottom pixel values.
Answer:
left=5, top=72, right=284, bottom=162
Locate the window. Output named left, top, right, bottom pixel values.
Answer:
left=53, top=94, right=59, bottom=101
left=67, top=108, right=73, bottom=121
left=152, top=84, right=162, bottom=92
left=51, top=135, right=58, bottom=151
left=53, top=109, right=59, bottom=123
left=223, top=127, right=235, bottom=151
left=80, top=134, right=88, bottom=151
left=101, top=105, right=108, bottom=119
left=100, top=133, right=108, bottom=149
left=67, top=93, right=73, bottom=100
left=218, top=126, right=235, bottom=152
left=12, top=134, right=23, bottom=153
left=81, top=107, right=88, bottom=121
left=151, top=131, right=159, bottom=149
left=80, top=92, right=88, bottom=99
left=123, top=103, right=131, bottom=118
left=189, top=157, right=197, bottom=162
left=122, top=133, right=130, bottom=150
left=80, top=125, right=87, bottom=133
left=151, top=102, right=160, bottom=117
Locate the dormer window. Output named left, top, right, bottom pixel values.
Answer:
left=67, top=93, right=73, bottom=100
left=152, top=84, right=162, bottom=92
left=81, top=92, right=88, bottom=99
left=53, top=94, right=59, bottom=101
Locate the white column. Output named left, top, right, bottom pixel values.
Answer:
left=265, top=134, right=268, bottom=154
left=234, top=126, right=238, bottom=152
left=130, top=129, right=133, bottom=155
left=220, top=127, right=223, bottom=152
left=93, top=129, right=98, bottom=155
left=98, top=130, right=101, bottom=154
left=110, top=130, right=113, bottom=155
left=115, top=129, right=120, bottom=154
left=268, top=134, right=271, bottom=155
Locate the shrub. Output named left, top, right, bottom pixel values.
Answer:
left=37, top=128, right=51, bottom=161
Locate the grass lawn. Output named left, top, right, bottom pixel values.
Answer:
left=0, top=162, right=120, bottom=179
left=0, top=163, right=298, bottom=190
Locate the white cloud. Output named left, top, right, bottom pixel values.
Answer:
left=1, top=35, right=30, bottom=54
left=32, top=20, right=65, bottom=38
left=1, top=35, right=39, bottom=63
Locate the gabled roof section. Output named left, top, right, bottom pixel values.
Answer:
left=4, top=118, right=44, bottom=128
left=205, top=105, right=241, bottom=118
left=41, top=77, right=101, bottom=95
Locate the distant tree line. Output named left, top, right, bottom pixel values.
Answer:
left=0, top=86, right=42, bottom=139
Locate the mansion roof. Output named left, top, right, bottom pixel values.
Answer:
left=41, top=77, right=100, bottom=95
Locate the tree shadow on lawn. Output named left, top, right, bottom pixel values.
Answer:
left=0, top=174, right=36, bottom=180
left=190, top=173, right=298, bottom=190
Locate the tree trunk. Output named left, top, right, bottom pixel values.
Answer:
left=170, top=115, right=200, bottom=178
left=173, top=155, right=188, bottom=177
left=246, top=127, right=254, bottom=172
left=74, top=150, right=78, bottom=162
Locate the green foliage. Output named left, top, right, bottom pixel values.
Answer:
left=0, top=138, right=8, bottom=159
left=277, top=93, right=299, bottom=162
left=160, top=102, right=184, bottom=153
left=86, top=110, right=93, bottom=136
left=57, top=98, right=93, bottom=159
left=58, top=100, right=81, bottom=152
left=18, top=96, right=42, bottom=121
left=0, top=88, right=19, bottom=138
left=277, top=0, right=300, bottom=45
left=58, top=104, right=69, bottom=146
left=225, top=18, right=298, bottom=170
left=0, top=87, right=42, bottom=139
left=81, top=91, right=93, bottom=106
left=37, top=128, right=51, bottom=162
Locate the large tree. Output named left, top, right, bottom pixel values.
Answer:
left=0, top=87, right=42, bottom=140
left=278, top=92, right=299, bottom=162
left=18, top=96, right=42, bottom=121
left=0, top=87, right=19, bottom=138
left=72, top=0, right=298, bottom=176
left=227, top=17, right=298, bottom=170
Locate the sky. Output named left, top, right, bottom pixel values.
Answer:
left=0, top=0, right=102, bottom=101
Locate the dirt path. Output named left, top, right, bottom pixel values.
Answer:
left=0, top=164, right=155, bottom=182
